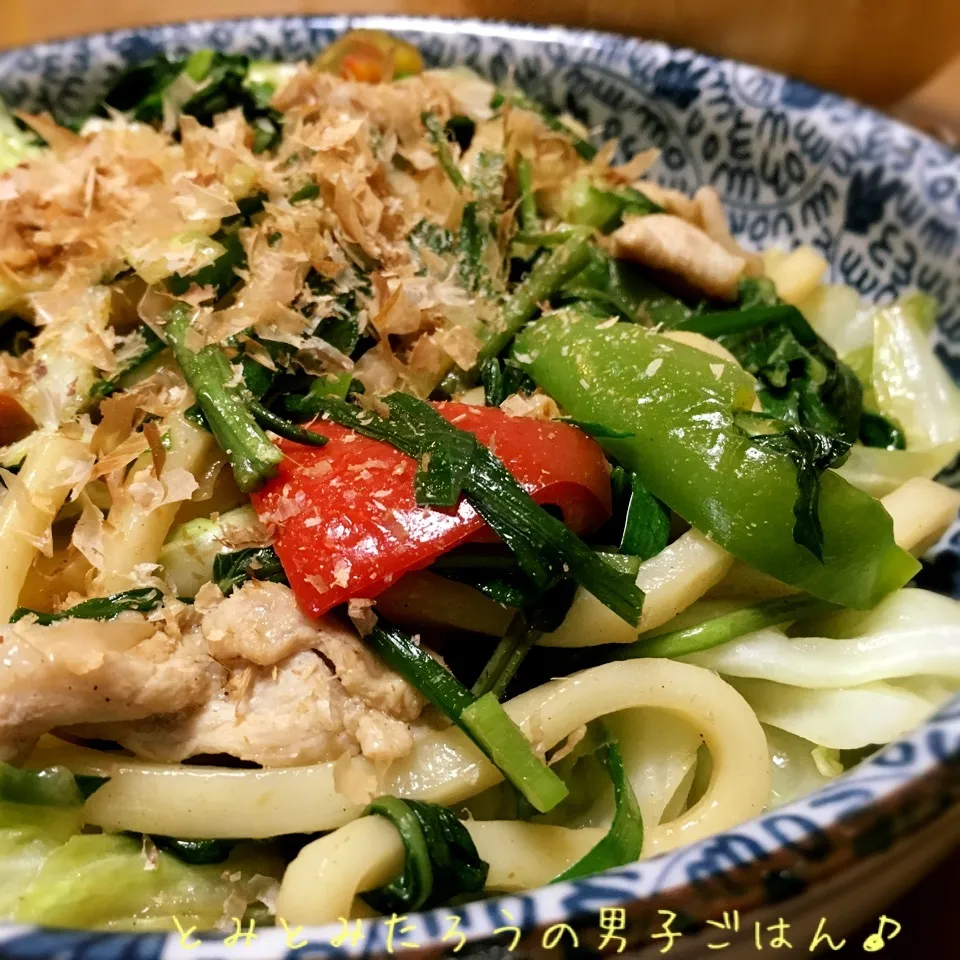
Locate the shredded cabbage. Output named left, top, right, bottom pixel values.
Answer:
left=836, top=441, right=960, bottom=497
left=683, top=589, right=960, bottom=688
left=800, top=284, right=873, bottom=356
left=0, top=100, right=39, bottom=172
left=871, top=294, right=960, bottom=449
left=728, top=677, right=935, bottom=749
left=764, top=726, right=835, bottom=807
left=0, top=771, right=280, bottom=929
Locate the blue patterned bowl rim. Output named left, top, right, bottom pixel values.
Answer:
left=0, top=15, right=958, bottom=959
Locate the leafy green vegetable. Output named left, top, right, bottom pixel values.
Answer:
left=421, top=112, right=466, bottom=190
left=318, top=393, right=644, bottom=626
left=302, top=268, right=370, bottom=356
left=89, top=326, right=167, bottom=401
left=870, top=294, right=960, bottom=449
left=97, top=55, right=185, bottom=124
left=558, top=177, right=662, bottom=232
left=737, top=411, right=851, bottom=561
left=552, top=741, right=643, bottom=881
left=151, top=836, right=235, bottom=865
left=97, top=51, right=283, bottom=151
left=409, top=219, right=455, bottom=259
left=678, top=301, right=863, bottom=444
left=479, top=357, right=535, bottom=407
left=859, top=411, right=906, bottom=451
left=166, top=229, right=246, bottom=300
left=0, top=764, right=83, bottom=808
left=456, top=152, right=506, bottom=296
left=11, top=588, right=165, bottom=626
left=0, top=100, right=40, bottom=171
left=412, top=427, right=475, bottom=507
left=12, top=832, right=275, bottom=928
left=442, top=230, right=594, bottom=395
left=283, top=372, right=357, bottom=417
left=212, top=546, right=287, bottom=596
left=618, top=472, right=671, bottom=561
left=362, top=797, right=487, bottom=913
left=559, top=248, right=690, bottom=326
left=366, top=619, right=568, bottom=813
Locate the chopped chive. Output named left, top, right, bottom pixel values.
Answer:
left=421, top=111, right=466, bottom=190
left=164, top=303, right=282, bottom=492
left=249, top=400, right=329, bottom=448
left=516, top=156, right=537, bottom=232
left=608, top=595, right=836, bottom=661
left=289, top=181, right=319, bottom=204
left=472, top=612, right=540, bottom=701
left=366, top=620, right=567, bottom=813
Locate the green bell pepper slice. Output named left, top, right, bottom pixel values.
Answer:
left=514, top=312, right=918, bottom=609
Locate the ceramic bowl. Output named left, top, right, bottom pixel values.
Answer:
left=0, top=15, right=958, bottom=960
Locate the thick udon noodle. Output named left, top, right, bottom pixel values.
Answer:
left=21, top=475, right=956, bottom=923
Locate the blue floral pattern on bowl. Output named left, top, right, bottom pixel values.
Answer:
left=0, top=15, right=957, bottom=959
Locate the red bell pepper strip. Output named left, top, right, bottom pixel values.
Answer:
left=250, top=403, right=612, bottom=617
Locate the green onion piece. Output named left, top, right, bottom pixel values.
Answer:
left=249, top=400, right=329, bottom=448
left=366, top=620, right=567, bottom=813
left=461, top=693, right=569, bottom=813
left=284, top=373, right=355, bottom=417
left=184, top=49, right=215, bottom=82
left=89, top=326, right=167, bottom=401
left=11, top=587, right=166, bottom=626
left=413, top=428, right=475, bottom=508
left=289, top=181, right=319, bottom=204
left=366, top=620, right=475, bottom=717
left=472, top=612, right=540, bottom=700
left=421, top=112, right=466, bottom=190
left=319, top=394, right=644, bottom=626
left=362, top=797, right=488, bottom=913
left=443, top=230, right=593, bottom=394
left=552, top=741, right=643, bottom=881
left=513, top=228, right=583, bottom=247
left=609, top=595, right=836, bottom=660
left=516, top=156, right=537, bottom=232
left=559, top=418, right=635, bottom=439
left=164, top=303, right=282, bottom=492
left=674, top=304, right=817, bottom=344
left=479, top=231, right=593, bottom=365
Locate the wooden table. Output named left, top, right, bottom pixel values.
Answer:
left=0, top=3, right=958, bottom=956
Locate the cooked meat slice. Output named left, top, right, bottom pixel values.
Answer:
left=78, top=650, right=421, bottom=768
left=200, top=580, right=350, bottom=667
left=611, top=213, right=746, bottom=300
left=692, top=186, right=764, bottom=276
left=0, top=614, right=213, bottom=762
left=314, top=627, right=424, bottom=722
